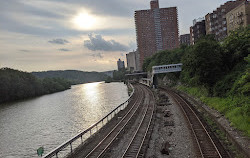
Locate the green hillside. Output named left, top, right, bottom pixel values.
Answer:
left=32, top=70, right=108, bottom=84
left=143, top=26, right=250, bottom=136
left=0, top=68, right=71, bottom=103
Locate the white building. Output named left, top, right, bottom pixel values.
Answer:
left=126, top=50, right=139, bottom=72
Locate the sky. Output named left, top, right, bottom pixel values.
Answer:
left=0, top=0, right=227, bottom=72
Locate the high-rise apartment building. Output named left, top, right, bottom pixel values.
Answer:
left=190, top=18, right=206, bottom=45
left=205, top=0, right=246, bottom=41
left=126, top=50, right=139, bottom=72
left=226, top=1, right=250, bottom=34
left=135, top=0, right=179, bottom=70
left=117, top=59, right=125, bottom=71
left=180, top=34, right=191, bottom=46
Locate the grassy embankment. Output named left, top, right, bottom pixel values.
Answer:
left=177, top=85, right=250, bottom=137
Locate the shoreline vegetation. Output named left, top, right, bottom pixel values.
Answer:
left=0, top=68, right=71, bottom=104
left=143, top=27, right=249, bottom=136
left=0, top=68, right=108, bottom=104
left=32, top=70, right=108, bottom=85
left=105, top=68, right=126, bottom=83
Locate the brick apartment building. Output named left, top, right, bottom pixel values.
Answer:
left=190, top=18, right=206, bottom=45
left=135, top=0, right=179, bottom=70
left=226, top=1, right=250, bottom=34
left=205, top=0, right=247, bottom=41
left=180, top=34, right=191, bottom=46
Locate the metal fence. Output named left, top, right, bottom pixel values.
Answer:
left=43, top=83, right=134, bottom=158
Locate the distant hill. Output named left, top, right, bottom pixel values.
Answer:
left=0, top=68, right=71, bottom=103
left=32, top=70, right=108, bottom=84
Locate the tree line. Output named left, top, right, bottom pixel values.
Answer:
left=32, top=70, right=108, bottom=85
left=0, top=68, right=71, bottom=104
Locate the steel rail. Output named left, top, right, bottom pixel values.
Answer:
left=43, top=83, right=135, bottom=158
left=84, top=84, right=145, bottom=158
left=165, top=89, right=222, bottom=158
left=122, top=85, right=155, bottom=158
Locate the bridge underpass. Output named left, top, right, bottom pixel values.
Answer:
left=151, top=63, right=182, bottom=87
left=126, top=63, right=182, bottom=87
left=125, top=72, right=147, bottom=81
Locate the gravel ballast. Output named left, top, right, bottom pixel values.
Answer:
left=145, top=90, right=199, bottom=158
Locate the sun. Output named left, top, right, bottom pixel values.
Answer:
left=73, top=12, right=96, bottom=30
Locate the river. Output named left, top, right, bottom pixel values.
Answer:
left=0, top=82, right=129, bottom=158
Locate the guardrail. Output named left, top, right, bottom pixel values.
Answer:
left=43, top=83, right=134, bottom=158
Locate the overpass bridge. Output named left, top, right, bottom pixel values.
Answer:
left=127, top=63, right=183, bottom=87
left=152, top=63, right=182, bottom=74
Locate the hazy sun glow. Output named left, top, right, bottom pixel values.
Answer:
left=73, top=12, right=97, bottom=30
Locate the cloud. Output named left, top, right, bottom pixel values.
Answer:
left=48, top=39, right=69, bottom=45
left=45, top=0, right=137, bottom=17
left=0, top=0, right=228, bottom=72
left=19, top=49, right=30, bottom=52
left=128, top=42, right=137, bottom=51
left=84, top=34, right=129, bottom=52
left=58, top=48, right=71, bottom=51
left=91, top=52, right=104, bottom=59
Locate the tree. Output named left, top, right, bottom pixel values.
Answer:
left=213, top=27, right=250, bottom=96
left=181, top=36, right=223, bottom=90
left=143, top=47, right=184, bottom=72
left=222, top=26, right=250, bottom=71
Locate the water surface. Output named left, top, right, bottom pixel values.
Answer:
left=0, top=82, right=128, bottom=158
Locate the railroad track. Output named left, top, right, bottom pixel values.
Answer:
left=121, top=85, right=155, bottom=158
left=71, top=84, right=155, bottom=158
left=161, top=87, right=230, bottom=158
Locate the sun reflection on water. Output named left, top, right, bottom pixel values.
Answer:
left=80, top=82, right=103, bottom=121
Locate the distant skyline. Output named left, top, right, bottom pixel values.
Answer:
left=1, top=0, right=226, bottom=72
